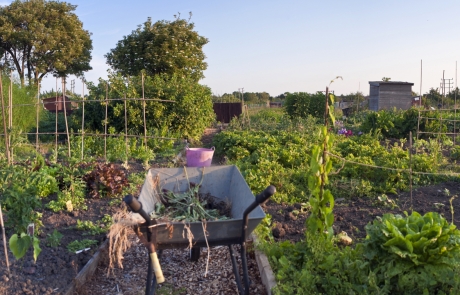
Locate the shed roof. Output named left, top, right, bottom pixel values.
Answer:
left=369, top=81, right=414, bottom=86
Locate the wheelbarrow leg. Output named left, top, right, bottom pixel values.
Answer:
left=228, top=245, right=246, bottom=295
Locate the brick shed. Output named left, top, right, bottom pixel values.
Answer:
left=368, top=81, right=414, bottom=111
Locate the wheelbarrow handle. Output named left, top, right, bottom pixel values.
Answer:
left=242, top=185, right=276, bottom=226
left=255, top=185, right=276, bottom=205
left=124, top=195, right=152, bottom=226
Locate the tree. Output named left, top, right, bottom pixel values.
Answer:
left=0, top=0, right=93, bottom=86
left=284, top=92, right=326, bottom=119
left=105, top=15, right=208, bottom=82
left=72, top=72, right=215, bottom=141
left=382, top=77, right=391, bottom=82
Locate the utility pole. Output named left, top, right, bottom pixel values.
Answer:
left=440, top=70, right=453, bottom=108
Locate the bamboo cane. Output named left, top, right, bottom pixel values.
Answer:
left=0, top=204, right=10, bottom=273
left=0, top=73, right=10, bottom=164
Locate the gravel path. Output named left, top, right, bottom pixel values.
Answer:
left=81, top=231, right=266, bottom=295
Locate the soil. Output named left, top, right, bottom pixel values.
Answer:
left=0, top=197, right=123, bottom=295
left=264, top=181, right=460, bottom=243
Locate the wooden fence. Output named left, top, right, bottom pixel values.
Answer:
left=213, top=103, right=242, bottom=123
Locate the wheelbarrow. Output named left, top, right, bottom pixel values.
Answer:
left=124, top=165, right=275, bottom=295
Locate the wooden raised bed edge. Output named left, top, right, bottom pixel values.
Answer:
left=64, top=239, right=109, bottom=295
left=250, top=233, right=276, bottom=295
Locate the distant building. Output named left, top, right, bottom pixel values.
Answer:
left=42, top=95, right=77, bottom=114
left=368, top=81, right=414, bottom=111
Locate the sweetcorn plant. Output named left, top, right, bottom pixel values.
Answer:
left=363, top=211, right=460, bottom=294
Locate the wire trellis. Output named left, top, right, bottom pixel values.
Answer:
left=0, top=75, right=178, bottom=164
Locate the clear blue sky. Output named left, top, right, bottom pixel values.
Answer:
left=2, top=0, right=460, bottom=96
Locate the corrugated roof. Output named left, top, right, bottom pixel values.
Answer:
left=369, top=81, right=414, bottom=86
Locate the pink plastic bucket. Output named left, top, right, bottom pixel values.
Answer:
left=186, top=146, right=215, bottom=167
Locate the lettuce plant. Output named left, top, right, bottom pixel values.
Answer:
left=363, top=211, right=460, bottom=294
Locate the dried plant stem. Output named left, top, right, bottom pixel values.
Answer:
left=182, top=223, right=194, bottom=250
left=202, top=221, right=210, bottom=277
left=106, top=211, right=137, bottom=276
left=0, top=204, right=10, bottom=273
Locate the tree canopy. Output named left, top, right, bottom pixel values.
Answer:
left=0, top=0, right=93, bottom=86
left=72, top=72, right=215, bottom=141
left=105, top=16, right=208, bottom=81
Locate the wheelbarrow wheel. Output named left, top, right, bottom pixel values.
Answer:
left=190, top=247, right=201, bottom=262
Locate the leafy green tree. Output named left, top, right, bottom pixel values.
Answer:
left=258, top=92, right=270, bottom=102
left=284, top=92, right=326, bottom=119
left=0, top=0, right=93, bottom=86
left=71, top=72, right=215, bottom=141
left=105, top=15, right=208, bottom=82
left=382, top=77, right=391, bottom=82
left=243, top=92, right=258, bottom=103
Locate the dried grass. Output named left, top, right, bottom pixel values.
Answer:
left=107, top=210, right=138, bottom=276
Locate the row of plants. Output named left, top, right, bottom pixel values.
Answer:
left=213, top=116, right=445, bottom=203
left=0, top=152, right=146, bottom=262
left=214, top=100, right=460, bottom=293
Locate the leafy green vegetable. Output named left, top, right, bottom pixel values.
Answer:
left=46, top=230, right=63, bottom=247
left=67, top=239, right=98, bottom=253
left=363, top=211, right=460, bottom=293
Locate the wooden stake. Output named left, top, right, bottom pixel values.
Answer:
left=409, top=131, right=413, bottom=211
left=124, top=92, right=128, bottom=165
left=0, top=204, right=10, bottom=273
left=62, top=78, right=71, bottom=157
left=142, top=73, right=147, bottom=148
left=104, top=83, right=108, bottom=162
left=81, top=79, right=85, bottom=161
left=0, top=73, right=10, bottom=164
left=36, top=82, right=40, bottom=151
left=55, top=77, right=58, bottom=158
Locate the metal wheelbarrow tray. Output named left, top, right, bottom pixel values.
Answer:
left=125, top=165, right=275, bottom=295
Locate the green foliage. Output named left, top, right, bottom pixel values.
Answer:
left=0, top=0, right=92, bottom=85
left=265, top=234, right=369, bottom=295
left=360, top=108, right=418, bottom=139
left=335, top=134, right=440, bottom=195
left=362, top=211, right=460, bottom=293
left=284, top=92, right=326, bottom=119
left=0, top=178, right=42, bottom=233
left=73, top=72, right=214, bottom=141
left=307, top=126, right=335, bottom=237
left=46, top=229, right=63, bottom=247
left=76, top=219, right=108, bottom=235
left=29, top=166, right=59, bottom=198
left=67, top=239, right=98, bottom=253
left=106, top=15, right=208, bottom=81
left=9, top=233, right=41, bottom=262
left=0, top=76, right=43, bottom=135
left=46, top=179, right=87, bottom=212
left=213, top=130, right=316, bottom=203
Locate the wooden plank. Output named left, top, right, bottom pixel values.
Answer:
left=64, top=239, right=109, bottom=295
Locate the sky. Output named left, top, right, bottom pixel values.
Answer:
left=1, top=0, right=460, bottom=97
